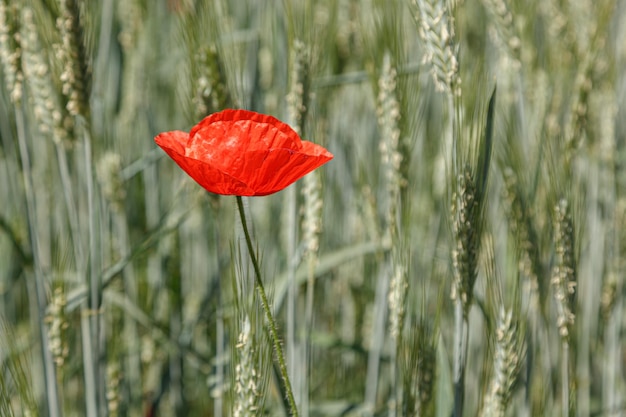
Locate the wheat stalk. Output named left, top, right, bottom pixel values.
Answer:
left=287, top=39, right=310, bottom=137
left=191, top=44, right=232, bottom=119
left=20, top=6, right=74, bottom=146
left=451, top=167, right=480, bottom=312
left=479, top=0, right=521, bottom=62
left=409, top=0, right=461, bottom=97
left=106, top=364, right=121, bottom=417
left=377, top=52, right=404, bottom=243
left=285, top=37, right=314, bottom=414
left=116, top=0, right=142, bottom=52
left=45, top=286, right=69, bottom=370
left=232, top=316, right=263, bottom=417
left=502, top=168, right=546, bottom=310
left=96, top=152, right=126, bottom=214
left=480, top=308, right=524, bottom=417
left=551, top=198, right=577, bottom=417
left=400, top=319, right=437, bottom=416
left=57, top=0, right=90, bottom=119
left=551, top=199, right=576, bottom=341
left=450, top=88, right=496, bottom=417
left=56, top=2, right=105, bottom=416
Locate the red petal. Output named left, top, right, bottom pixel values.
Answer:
left=155, top=110, right=333, bottom=196
left=155, top=130, right=253, bottom=195
left=244, top=145, right=333, bottom=195
left=154, top=130, right=187, bottom=155
left=189, top=109, right=302, bottom=152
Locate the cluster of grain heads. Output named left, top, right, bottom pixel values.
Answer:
left=550, top=198, right=577, bottom=416
left=230, top=240, right=272, bottom=416
left=54, top=0, right=106, bottom=415
left=234, top=196, right=299, bottom=416
left=192, top=44, right=232, bottom=120
left=287, top=38, right=317, bottom=263
left=480, top=309, right=524, bottom=417
left=20, top=6, right=74, bottom=146
left=360, top=50, right=410, bottom=415
left=400, top=319, right=437, bottom=417
left=451, top=166, right=480, bottom=313
left=285, top=36, right=315, bottom=414
left=18, top=7, right=47, bottom=115
left=450, top=88, right=496, bottom=417
left=502, top=168, right=546, bottom=310
left=375, top=51, right=408, bottom=353
left=287, top=39, right=310, bottom=137
left=232, top=317, right=262, bottom=417
left=600, top=274, right=617, bottom=324
left=19, top=2, right=85, bottom=299
left=1, top=3, right=66, bottom=416
left=0, top=0, right=622, bottom=415
left=57, top=0, right=90, bottom=120
left=106, top=364, right=122, bottom=417
left=409, top=0, right=461, bottom=97
left=377, top=52, right=404, bottom=243
left=551, top=198, right=577, bottom=342
left=96, top=148, right=143, bottom=416
left=450, top=164, right=479, bottom=417
left=45, top=286, right=69, bottom=369
left=478, top=0, right=521, bottom=63
left=182, top=1, right=237, bottom=119
left=387, top=259, right=408, bottom=343
left=96, top=152, right=126, bottom=214
left=0, top=0, right=22, bottom=102
left=551, top=198, right=577, bottom=417
left=116, top=0, right=143, bottom=52
left=302, top=169, right=323, bottom=261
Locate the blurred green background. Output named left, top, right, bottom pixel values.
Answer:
left=0, top=0, right=624, bottom=416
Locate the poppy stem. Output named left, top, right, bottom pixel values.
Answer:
left=236, top=196, right=299, bottom=417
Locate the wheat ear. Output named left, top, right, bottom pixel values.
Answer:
left=480, top=308, right=524, bottom=417
left=551, top=198, right=577, bottom=417
left=410, top=0, right=461, bottom=97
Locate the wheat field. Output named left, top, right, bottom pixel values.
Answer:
left=0, top=0, right=624, bottom=416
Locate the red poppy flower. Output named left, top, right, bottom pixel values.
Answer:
left=155, top=109, right=333, bottom=196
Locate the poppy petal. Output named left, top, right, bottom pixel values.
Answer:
left=154, top=130, right=188, bottom=155
left=241, top=147, right=333, bottom=194
left=190, top=109, right=301, bottom=151
left=155, top=109, right=333, bottom=196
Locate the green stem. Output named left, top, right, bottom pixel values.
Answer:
left=561, top=341, right=570, bottom=417
left=15, top=105, right=61, bottom=417
left=236, top=196, right=299, bottom=417
left=452, top=300, right=468, bottom=417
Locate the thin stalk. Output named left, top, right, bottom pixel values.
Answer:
left=15, top=105, right=61, bottom=417
left=364, top=264, right=390, bottom=415
left=215, top=307, right=224, bottom=417
left=212, top=208, right=225, bottom=417
left=236, top=196, right=299, bottom=417
left=115, top=211, right=141, bottom=411
left=54, top=143, right=85, bottom=270
left=80, top=313, right=98, bottom=417
left=302, top=251, right=315, bottom=416
left=285, top=185, right=298, bottom=405
left=452, top=300, right=468, bottom=417
left=603, top=282, right=622, bottom=412
left=77, top=119, right=106, bottom=417
left=92, top=0, right=114, bottom=136
left=561, top=342, right=569, bottom=417
left=449, top=89, right=465, bottom=417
